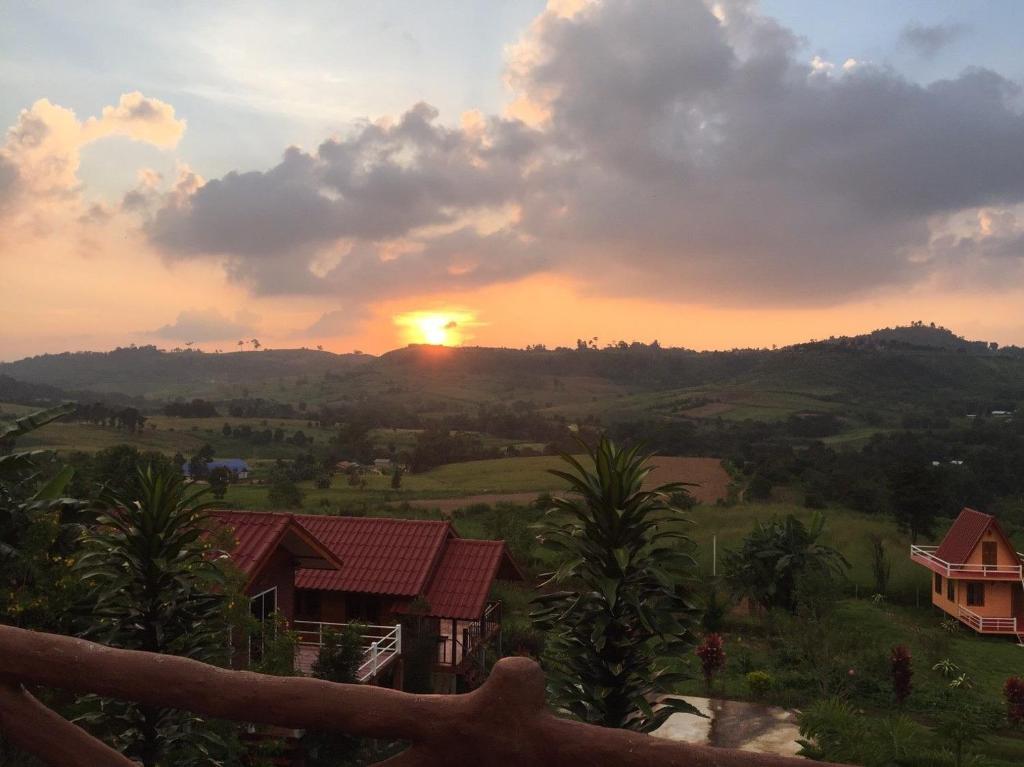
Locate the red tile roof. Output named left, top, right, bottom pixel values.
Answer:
left=934, top=507, right=1016, bottom=564
left=294, top=516, right=453, bottom=596
left=419, top=539, right=511, bottom=620
left=210, top=511, right=292, bottom=578
left=210, top=511, right=344, bottom=585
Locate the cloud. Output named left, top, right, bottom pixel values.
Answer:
left=150, top=307, right=258, bottom=342
left=135, top=0, right=1024, bottom=312
left=0, top=92, right=185, bottom=203
left=0, top=155, right=19, bottom=214
left=899, top=21, right=969, bottom=59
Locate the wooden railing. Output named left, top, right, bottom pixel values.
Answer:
left=910, top=545, right=1024, bottom=577
left=957, top=605, right=1018, bottom=633
left=0, top=624, right=850, bottom=767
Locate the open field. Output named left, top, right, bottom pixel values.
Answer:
left=214, top=454, right=732, bottom=512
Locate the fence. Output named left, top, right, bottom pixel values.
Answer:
left=0, top=624, right=848, bottom=767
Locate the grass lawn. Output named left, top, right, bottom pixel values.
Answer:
left=688, top=502, right=932, bottom=601
left=669, top=598, right=1024, bottom=766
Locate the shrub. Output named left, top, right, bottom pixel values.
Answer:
left=696, top=633, right=726, bottom=692
left=891, top=645, right=913, bottom=705
left=701, top=586, right=727, bottom=633
left=746, top=670, right=774, bottom=699
left=1005, top=676, right=1024, bottom=727
left=804, top=492, right=826, bottom=509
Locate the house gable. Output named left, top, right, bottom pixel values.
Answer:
left=934, top=508, right=1020, bottom=568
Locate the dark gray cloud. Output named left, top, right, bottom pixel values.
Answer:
left=150, top=308, right=258, bottom=342
left=0, top=156, right=19, bottom=213
left=142, top=0, right=1024, bottom=313
left=900, top=21, right=969, bottom=58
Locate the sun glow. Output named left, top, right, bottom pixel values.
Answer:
left=393, top=309, right=478, bottom=346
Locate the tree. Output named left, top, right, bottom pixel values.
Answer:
left=267, top=465, right=303, bottom=508
left=868, top=533, right=891, bottom=596
left=390, top=464, right=403, bottom=489
left=532, top=437, right=699, bottom=732
left=208, top=465, right=231, bottom=499
left=303, top=625, right=367, bottom=766
left=0, top=404, right=87, bottom=633
left=74, top=465, right=231, bottom=766
left=723, top=513, right=848, bottom=613
left=889, top=459, right=943, bottom=542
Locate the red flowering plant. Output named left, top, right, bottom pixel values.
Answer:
left=696, top=633, right=726, bottom=693
left=891, top=645, right=912, bottom=705
left=1005, top=676, right=1024, bottom=726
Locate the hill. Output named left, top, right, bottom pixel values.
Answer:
left=3, top=326, right=1023, bottom=426
left=0, top=345, right=372, bottom=399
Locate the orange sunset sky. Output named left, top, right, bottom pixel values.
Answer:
left=3, top=0, right=1024, bottom=359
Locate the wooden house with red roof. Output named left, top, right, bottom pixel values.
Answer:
left=211, top=511, right=523, bottom=690
left=910, top=508, right=1024, bottom=642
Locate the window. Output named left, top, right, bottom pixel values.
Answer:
left=250, top=587, right=278, bottom=622
left=934, top=573, right=942, bottom=594
left=295, top=589, right=322, bottom=620
left=947, top=579, right=955, bottom=602
left=966, top=582, right=985, bottom=607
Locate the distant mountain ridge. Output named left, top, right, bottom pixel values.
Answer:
left=1, top=326, right=1023, bottom=410
left=0, top=345, right=372, bottom=398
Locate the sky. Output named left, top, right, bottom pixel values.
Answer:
left=2, top=0, right=1024, bottom=359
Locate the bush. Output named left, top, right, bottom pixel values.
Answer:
left=695, top=633, right=726, bottom=692
left=1005, top=676, right=1024, bottom=727
left=891, top=645, right=913, bottom=705
left=747, top=473, right=772, bottom=501
left=746, top=670, right=774, bottom=699
left=804, top=492, right=827, bottom=509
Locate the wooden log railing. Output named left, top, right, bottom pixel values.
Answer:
left=0, top=624, right=847, bottom=767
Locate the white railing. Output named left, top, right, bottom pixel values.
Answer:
left=293, top=621, right=402, bottom=682
left=957, top=605, right=1017, bottom=633
left=910, top=545, right=1023, bottom=577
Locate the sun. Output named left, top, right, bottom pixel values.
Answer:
left=394, top=309, right=477, bottom=346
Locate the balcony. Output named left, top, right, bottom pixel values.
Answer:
left=436, top=600, right=501, bottom=670
left=293, top=621, right=401, bottom=682
left=910, top=545, right=1024, bottom=580
left=956, top=605, right=1019, bottom=634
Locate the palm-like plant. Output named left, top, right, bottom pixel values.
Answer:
left=74, top=465, right=231, bottom=766
left=532, top=436, right=698, bottom=731
left=724, top=513, right=848, bottom=613
left=1, top=403, right=88, bottom=630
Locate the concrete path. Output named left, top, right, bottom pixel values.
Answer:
left=653, top=697, right=803, bottom=757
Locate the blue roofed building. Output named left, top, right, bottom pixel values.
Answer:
left=182, top=458, right=250, bottom=480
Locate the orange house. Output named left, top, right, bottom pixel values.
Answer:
left=910, top=508, right=1024, bottom=642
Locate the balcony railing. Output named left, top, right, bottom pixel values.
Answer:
left=957, top=605, right=1018, bottom=634
left=0, top=624, right=849, bottom=767
left=293, top=620, right=401, bottom=682
left=436, top=600, right=502, bottom=669
left=910, top=545, right=1024, bottom=578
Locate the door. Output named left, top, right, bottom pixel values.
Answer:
left=1014, top=584, right=1024, bottom=621
left=982, top=541, right=997, bottom=569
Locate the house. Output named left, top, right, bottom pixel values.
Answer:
left=211, top=511, right=523, bottom=690
left=183, top=458, right=251, bottom=480
left=373, top=457, right=394, bottom=473
left=209, top=512, right=345, bottom=667
left=910, top=508, right=1024, bottom=643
